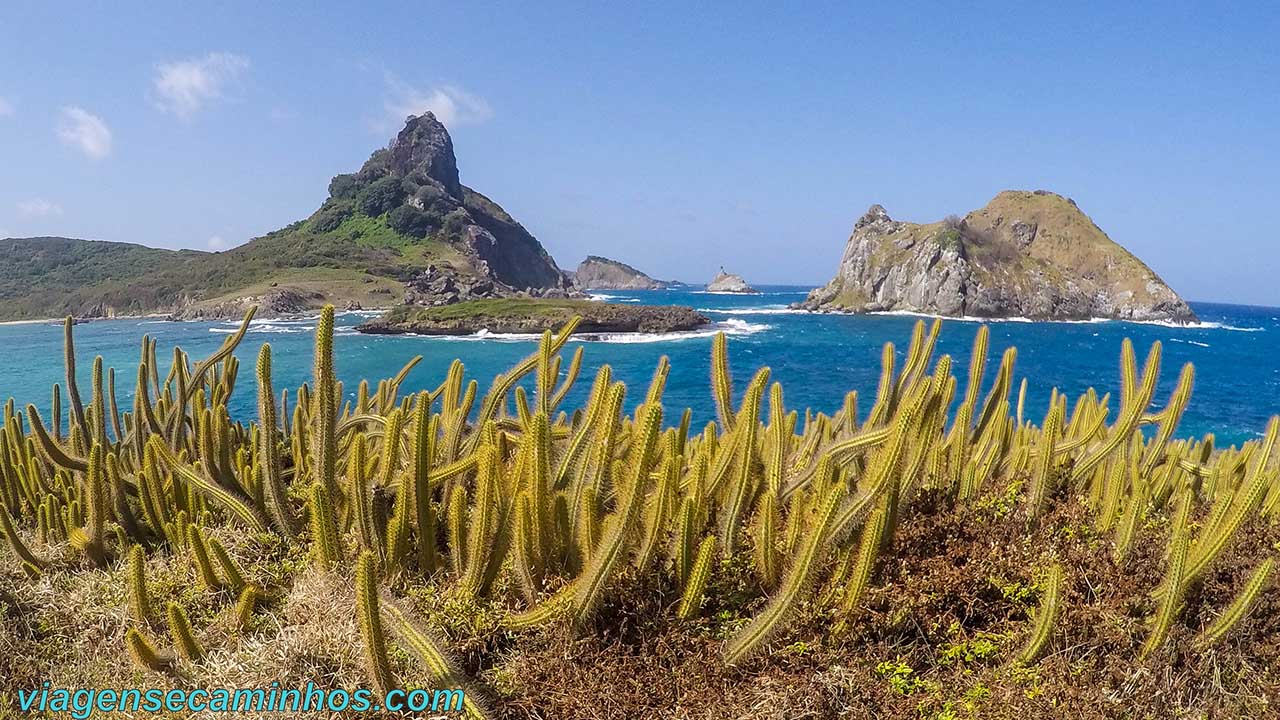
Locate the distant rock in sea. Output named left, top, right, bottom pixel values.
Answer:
left=706, top=268, right=758, bottom=294
left=571, top=256, right=671, bottom=290
left=797, top=190, right=1197, bottom=323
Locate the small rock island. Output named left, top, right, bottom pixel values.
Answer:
left=797, top=190, right=1197, bottom=323
left=357, top=298, right=708, bottom=336
left=706, top=267, right=758, bottom=294
left=570, top=256, right=672, bottom=290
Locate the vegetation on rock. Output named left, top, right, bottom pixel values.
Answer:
left=357, top=298, right=708, bottom=336
left=800, top=190, right=1197, bottom=322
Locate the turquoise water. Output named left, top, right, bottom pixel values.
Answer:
left=1, top=287, right=1275, bottom=445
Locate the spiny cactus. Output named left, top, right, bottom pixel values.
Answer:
left=1197, top=557, right=1275, bottom=648
left=124, top=627, right=173, bottom=672
left=256, top=344, right=298, bottom=539
left=1016, top=563, right=1064, bottom=665
left=572, top=403, right=662, bottom=625
left=724, top=481, right=847, bottom=665
left=381, top=595, right=493, bottom=719
left=308, top=482, right=341, bottom=568
left=1141, top=488, right=1192, bottom=660
left=234, top=584, right=261, bottom=632
left=127, top=545, right=155, bottom=625
left=207, top=535, right=247, bottom=591
left=166, top=601, right=205, bottom=662
left=678, top=535, right=718, bottom=620
left=356, top=549, right=397, bottom=695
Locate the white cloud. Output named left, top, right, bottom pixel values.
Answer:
left=153, top=52, right=250, bottom=118
left=0, top=97, right=12, bottom=117
left=57, top=107, right=112, bottom=159
left=17, top=198, right=63, bottom=218
left=207, top=235, right=229, bottom=251
left=381, top=80, right=492, bottom=131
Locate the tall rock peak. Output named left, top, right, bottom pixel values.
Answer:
left=388, top=112, right=462, bottom=198
left=856, top=204, right=892, bottom=228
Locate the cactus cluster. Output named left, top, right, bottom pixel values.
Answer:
left=3, top=308, right=1280, bottom=713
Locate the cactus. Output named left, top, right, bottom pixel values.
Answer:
left=840, top=507, right=887, bottom=617
left=0, top=506, right=47, bottom=569
left=677, top=535, right=717, bottom=619
left=234, top=584, right=261, bottom=632
left=1141, top=488, right=1192, bottom=660
left=207, top=535, right=247, bottom=591
left=1016, top=563, right=1064, bottom=665
left=572, top=403, right=662, bottom=624
left=256, top=344, right=298, bottom=538
left=356, top=550, right=397, bottom=694
left=724, top=481, right=846, bottom=665
left=124, top=627, right=173, bottom=672
left=311, top=305, right=342, bottom=545
left=380, top=594, right=493, bottom=719
left=751, top=491, right=780, bottom=589
left=1197, top=557, right=1275, bottom=648
left=308, top=482, right=341, bottom=568
left=166, top=602, right=205, bottom=662
left=186, top=525, right=223, bottom=590
left=1026, top=393, right=1063, bottom=521
left=127, top=546, right=155, bottom=624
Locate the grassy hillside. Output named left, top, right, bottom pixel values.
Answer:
left=0, top=214, right=468, bottom=320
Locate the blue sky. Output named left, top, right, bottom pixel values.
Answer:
left=1, top=2, right=1277, bottom=303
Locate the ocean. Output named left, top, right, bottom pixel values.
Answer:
left=1, top=286, right=1274, bottom=446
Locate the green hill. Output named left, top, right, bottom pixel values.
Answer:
left=0, top=113, right=567, bottom=321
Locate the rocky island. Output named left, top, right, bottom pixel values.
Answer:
left=797, top=190, right=1197, bottom=323
left=706, top=268, right=758, bottom=294
left=570, top=256, right=672, bottom=290
left=356, top=298, right=708, bottom=336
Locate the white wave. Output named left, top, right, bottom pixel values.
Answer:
left=857, top=309, right=1264, bottom=332
left=1171, top=338, right=1212, bottom=348
left=587, top=293, right=618, bottom=302
left=210, top=323, right=313, bottom=334
left=567, top=318, right=771, bottom=344
left=372, top=318, right=771, bottom=345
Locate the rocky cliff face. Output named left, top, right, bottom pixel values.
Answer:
left=798, top=190, right=1197, bottom=323
left=706, top=268, right=758, bottom=294
left=571, top=256, right=670, bottom=290
left=348, top=112, right=569, bottom=296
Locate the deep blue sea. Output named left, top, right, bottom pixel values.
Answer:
left=1, top=286, right=1276, bottom=446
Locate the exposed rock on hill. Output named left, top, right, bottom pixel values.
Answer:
left=571, top=256, right=671, bottom=290
left=797, top=190, right=1196, bottom=323
left=706, top=268, right=758, bottom=294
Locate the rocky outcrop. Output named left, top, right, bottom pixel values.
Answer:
left=571, top=256, right=671, bottom=290
left=798, top=190, right=1197, bottom=323
left=706, top=268, right=758, bottom=294
left=350, top=113, right=570, bottom=298
left=357, top=299, right=708, bottom=336
left=169, top=287, right=323, bottom=321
